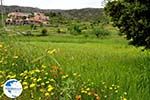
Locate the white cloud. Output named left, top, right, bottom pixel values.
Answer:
left=4, top=0, right=104, bottom=9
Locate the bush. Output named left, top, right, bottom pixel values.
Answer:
left=41, top=28, right=48, bottom=36
left=92, top=27, right=110, bottom=38
left=73, top=24, right=81, bottom=33
left=68, top=24, right=82, bottom=35
left=57, top=28, right=66, bottom=34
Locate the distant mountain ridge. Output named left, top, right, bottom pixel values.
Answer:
left=0, top=5, right=103, bottom=21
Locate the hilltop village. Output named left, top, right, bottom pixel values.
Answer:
left=5, top=12, right=49, bottom=25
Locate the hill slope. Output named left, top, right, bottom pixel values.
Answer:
left=0, top=5, right=103, bottom=21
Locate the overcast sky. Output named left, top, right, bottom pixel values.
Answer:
left=3, top=0, right=104, bottom=9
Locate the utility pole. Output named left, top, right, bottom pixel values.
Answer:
left=1, top=0, right=4, bottom=28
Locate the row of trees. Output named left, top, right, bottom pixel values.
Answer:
left=105, top=0, right=150, bottom=48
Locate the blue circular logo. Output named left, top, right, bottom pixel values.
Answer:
left=3, top=79, right=23, bottom=98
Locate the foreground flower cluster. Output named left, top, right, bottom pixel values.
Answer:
left=0, top=43, right=127, bottom=100
left=0, top=65, right=101, bottom=99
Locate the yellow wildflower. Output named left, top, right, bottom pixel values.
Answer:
left=115, top=90, right=118, bottom=93
left=46, top=81, right=50, bottom=84
left=33, top=78, right=37, bottom=82
left=30, top=71, right=35, bottom=75
left=6, top=75, right=11, bottom=78
left=75, top=95, right=81, bottom=100
left=23, top=82, right=28, bottom=85
left=122, top=97, right=127, bottom=100
left=24, top=70, right=28, bottom=74
left=62, top=74, right=69, bottom=79
left=47, top=49, right=56, bottom=55
left=73, top=73, right=77, bottom=76
left=41, top=65, right=46, bottom=69
left=51, top=92, right=54, bottom=95
left=102, top=82, right=105, bottom=84
left=12, top=63, right=15, bottom=66
left=49, top=79, right=55, bottom=82
left=0, top=71, right=2, bottom=73
left=31, top=77, right=34, bottom=80
left=24, top=86, right=28, bottom=90
left=13, top=56, right=18, bottom=59
left=45, top=92, right=50, bottom=96
left=25, top=76, right=28, bottom=79
left=117, top=85, right=120, bottom=88
left=4, top=49, right=7, bottom=52
left=47, top=85, right=54, bottom=92
left=0, top=84, right=4, bottom=87
left=78, top=74, right=81, bottom=77
left=37, top=78, right=42, bottom=82
left=109, top=87, right=113, bottom=90
left=10, top=75, right=16, bottom=78
left=41, top=69, right=44, bottom=72
left=124, top=92, right=127, bottom=95
left=86, top=88, right=90, bottom=91
left=45, top=73, right=48, bottom=75
left=20, top=73, right=24, bottom=76
left=0, top=44, right=3, bottom=48
left=41, top=83, right=45, bottom=86
left=35, top=69, right=40, bottom=73
left=30, top=83, right=36, bottom=88
left=81, top=90, right=87, bottom=94
left=40, top=89, right=44, bottom=92
left=88, top=92, right=91, bottom=95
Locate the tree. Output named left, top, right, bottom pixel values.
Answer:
left=104, top=0, right=150, bottom=48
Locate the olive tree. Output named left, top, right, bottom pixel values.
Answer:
left=105, top=0, right=150, bottom=48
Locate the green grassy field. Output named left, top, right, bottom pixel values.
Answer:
left=0, top=25, right=150, bottom=100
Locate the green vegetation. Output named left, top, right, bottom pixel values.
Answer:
left=105, top=0, right=150, bottom=48
left=91, top=27, right=110, bottom=38
left=2, top=6, right=103, bottom=21
left=41, top=28, right=48, bottom=36
left=0, top=6, right=149, bottom=100
left=0, top=24, right=150, bottom=99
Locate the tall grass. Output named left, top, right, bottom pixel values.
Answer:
left=0, top=33, right=150, bottom=99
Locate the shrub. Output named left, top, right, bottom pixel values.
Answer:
left=41, top=28, right=48, bottom=36
left=57, top=28, right=66, bottom=34
left=92, top=27, right=110, bottom=38
left=73, top=24, right=81, bottom=34
left=68, top=24, right=82, bottom=35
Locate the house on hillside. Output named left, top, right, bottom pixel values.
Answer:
left=30, top=13, right=49, bottom=25
left=5, top=12, right=32, bottom=25
left=5, top=12, right=49, bottom=25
